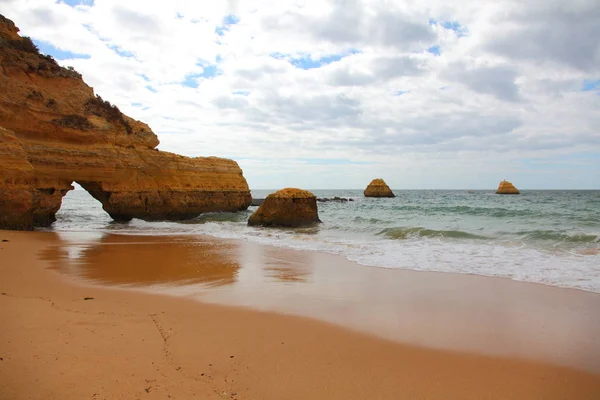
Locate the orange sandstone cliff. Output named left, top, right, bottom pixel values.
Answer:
left=0, top=15, right=251, bottom=229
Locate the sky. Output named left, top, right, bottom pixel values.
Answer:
left=1, top=0, right=599, bottom=189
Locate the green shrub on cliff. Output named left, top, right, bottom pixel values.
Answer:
left=84, top=95, right=133, bottom=134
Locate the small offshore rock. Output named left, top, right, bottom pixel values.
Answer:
left=496, top=180, right=520, bottom=195
left=316, top=197, right=352, bottom=202
left=364, top=179, right=395, bottom=198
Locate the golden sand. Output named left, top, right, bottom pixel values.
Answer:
left=1, top=231, right=599, bottom=399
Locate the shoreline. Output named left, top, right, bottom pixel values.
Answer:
left=45, top=230, right=600, bottom=373
left=46, top=225, right=600, bottom=296
left=1, top=230, right=599, bottom=399
left=48, top=188, right=600, bottom=295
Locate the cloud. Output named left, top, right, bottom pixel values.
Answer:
left=372, top=56, right=428, bottom=79
left=482, top=0, right=600, bottom=72
left=327, top=54, right=427, bottom=86
left=443, top=62, right=521, bottom=102
left=213, top=95, right=249, bottom=110
left=369, top=9, right=436, bottom=49
left=2, top=0, right=599, bottom=188
left=111, top=6, right=162, bottom=35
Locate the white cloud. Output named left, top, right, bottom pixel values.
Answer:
left=1, top=0, right=599, bottom=189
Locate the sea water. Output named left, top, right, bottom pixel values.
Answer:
left=48, top=189, right=600, bottom=293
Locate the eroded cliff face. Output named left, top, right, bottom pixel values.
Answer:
left=0, top=15, right=251, bottom=229
left=0, top=126, right=36, bottom=230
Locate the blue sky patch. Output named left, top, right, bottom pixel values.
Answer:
left=290, top=54, right=343, bottom=69
left=198, top=63, right=220, bottom=78
left=270, top=52, right=287, bottom=60
left=146, top=85, right=157, bottom=93
left=182, top=63, right=221, bottom=87
left=60, top=0, right=94, bottom=7
left=32, top=39, right=90, bottom=60
left=395, top=90, right=409, bottom=96
left=215, top=14, right=240, bottom=36
left=108, top=45, right=134, bottom=58
left=427, top=45, right=441, bottom=56
left=223, top=15, right=240, bottom=25
left=582, top=79, right=600, bottom=91
left=181, top=74, right=202, bottom=88
left=233, top=90, right=251, bottom=96
left=429, top=19, right=468, bottom=37
left=272, top=50, right=360, bottom=70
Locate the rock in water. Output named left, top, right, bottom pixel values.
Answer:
left=364, top=179, right=395, bottom=198
left=496, top=180, right=520, bottom=195
left=248, top=188, right=321, bottom=227
left=0, top=15, right=252, bottom=230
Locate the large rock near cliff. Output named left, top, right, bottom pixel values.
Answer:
left=364, top=179, right=395, bottom=198
left=0, top=15, right=251, bottom=229
left=248, top=188, right=321, bottom=227
left=496, top=180, right=520, bottom=195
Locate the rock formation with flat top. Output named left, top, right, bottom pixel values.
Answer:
left=496, top=180, right=520, bottom=195
left=0, top=15, right=251, bottom=229
left=364, top=178, right=395, bottom=198
left=248, top=188, right=321, bottom=227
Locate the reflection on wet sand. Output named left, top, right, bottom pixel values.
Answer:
left=43, top=234, right=240, bottom=288
left=262, top=246, right=314, bottom=283
left=42, top=232, right=600, bottom=374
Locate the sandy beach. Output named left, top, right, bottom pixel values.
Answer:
left=1, top=230, right=600, bottom=400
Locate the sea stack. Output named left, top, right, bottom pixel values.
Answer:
left=248, top=188, right=321, bottom=227
left=0, top=15, right=252, bottom=230
left=496, top=180, right=520, bottom=195
left=364, top=179, right=395, bottom=198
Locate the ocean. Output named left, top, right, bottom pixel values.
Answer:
left=48, top=189, right=600, bottom=293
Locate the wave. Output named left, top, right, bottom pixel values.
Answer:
left=353, top=216, right=385, bottom=224
left=181, top=211, right=251, bottom=224
left=377, top=227, right=486, bottom=240
left=516, top=230, right=600, bottom=243
left=388, top=204, right=544, bottom=218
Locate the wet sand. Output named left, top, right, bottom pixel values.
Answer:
left=1, top=231, right=600, bottom=399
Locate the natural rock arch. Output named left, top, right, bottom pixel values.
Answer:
left=0, top=16, right=252, bottom=230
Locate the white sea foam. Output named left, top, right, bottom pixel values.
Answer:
left=48, top=189, right=600, bottom=293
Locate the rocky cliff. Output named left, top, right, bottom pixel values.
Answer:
left=0, top=15, right=251, bottom=229
left=496, top=180, right=520, bottom=195
left=364, top=179, right=395, bottom=198
left=0, top=126, right=36, bottom=230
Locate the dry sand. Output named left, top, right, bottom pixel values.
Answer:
left=1, top=230, right=599, bottom=399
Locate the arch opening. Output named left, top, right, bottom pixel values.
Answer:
left=51, top=182, right=115, bottom=229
